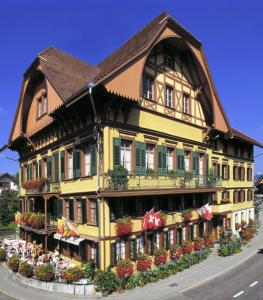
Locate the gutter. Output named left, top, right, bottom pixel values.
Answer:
left=87, top=82, right=102, bottom=270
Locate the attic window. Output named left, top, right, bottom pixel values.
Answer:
left=36, top=89, right=48, bottom=119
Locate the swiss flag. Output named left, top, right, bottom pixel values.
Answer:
left=153, top=211, right=161, bottom=230
left=142, top=209, right=163, bottom=231
left=142, top=208, right=154, bottom=231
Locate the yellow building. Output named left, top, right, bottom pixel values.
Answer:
left=8, top=12, right=262, bottom=270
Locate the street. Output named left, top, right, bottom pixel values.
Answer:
left=0, top=292, right=15, bottom=300
left=171, top=251, right=263, bottom=300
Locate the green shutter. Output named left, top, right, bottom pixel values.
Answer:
left=135, top=142, right=141, bottom=175
left=54, top=153, right=59, bottom=182
left=91, top=144, right=97, bottom=175
left=158, top=145, right=163, bottom=175
left=141, top=142, right=146, bottom=175
left=38, top=160, right=42, bottom=178
left=162, top=146, right=167, bottom=174
left=206, top=154, right=209, bottom=176
left=192, top=152, right=199, bottom=175
left=60, top=151, right=65, bottom=181
left=73, top=148, right=81, bottom=179
left=36, top=161, right=39, bottom=179
left=111, top=243, right=117, bottom=266
left=113, top=138, right=121, bottom=168
left=176, top=149, right=185, bottom=174
left=47, top=156, right=52, bottom=181
left=129, top=239, right=136, bottom=261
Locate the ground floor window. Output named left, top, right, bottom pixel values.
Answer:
left=176, top=227, right=182, bottom=245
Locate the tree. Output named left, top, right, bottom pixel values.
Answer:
left=0, top=188, right=19, bottom=226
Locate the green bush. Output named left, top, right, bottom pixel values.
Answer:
left=218, top=238, right=242, bottom=256
left=94, top=269, right=120, bottom=295
left=35, top=264, right=55, bottom=282
left=62, top=266, right=84, bottom=283
left=7, top=255, right=20, bottom=272
left=0, top=248, right=6, bottom=261
left=82, top=261, right=96, bottom=280
left=18, top=261, right=33, bottom=278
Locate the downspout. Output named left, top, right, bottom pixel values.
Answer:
left=87, top=82, right=102, bottom=270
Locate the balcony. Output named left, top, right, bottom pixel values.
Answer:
left=23, top=179, right=61, bottom=195
left=103, top=169, right=221, bottom=192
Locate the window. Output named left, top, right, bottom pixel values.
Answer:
left=143, top=76, right=154, bottom=100
left=146, top=144, right=155, bottom=171
left=121, top=140, right=132, bottom=172
left=234, top=145, right=239, bottom=156
left=90, top=200, right=97, bottom=224
left=222, top=164, right=229, bottom=180
left=164, top=52, right=173, bottom=68
left=184, top=151, right=191, bottom=172
left=36, top=89, right=48, bottom=119
left=84, top=146, right=91, bottom=176
left=43, top=159, right=47, bottom=178
left=169, top=229, right=174, bottom=246
left=68, top=151, right=73, bottom=179
left=165, top=86, right=173, bottom=107
left=182, top=94, right=190, bottom=114
left=90, top=243, right=97, bottom=263
left=136, top=236, right=144, bottom=255
left=167, top=148, right=174, bottom=171
left=77, top=200, right=82, bottom=223
left=116, top=240, right=126, bottom=260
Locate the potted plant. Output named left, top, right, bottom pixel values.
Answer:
left=35, top=264, right=55, bottom=282
left=107, top=166, right=129, bottom=190
left=62, top=266, right=85, bottom=283
left=18, top=261, right=33, bottom=278
left=154, top=248, right=168, bottom=266
left=169, top=244, right=182, bottom=260
left=136, top=254, right=152, bottom=272
left=115, top=216, right=133, bottom=236
left=115, top=259, right=134, bottom=279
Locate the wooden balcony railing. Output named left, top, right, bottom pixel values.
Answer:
left=103, top=170, right=221, bottom=191
left=24, top=180, right=61, bottom=195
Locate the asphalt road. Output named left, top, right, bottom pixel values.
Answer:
left=170, top=251, right=263, bottom=300
left=0, top=291, right=15, bottom=300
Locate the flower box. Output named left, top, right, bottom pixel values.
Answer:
left=115, top=217, right=132, bottom=236
left=116, top=259, right=134, bottom=279
left=136, top=254, right=152, bottom=272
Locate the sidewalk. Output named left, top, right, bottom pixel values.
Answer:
left=0, top=215, right=263, bottom=300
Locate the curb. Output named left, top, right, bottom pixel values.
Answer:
left=178, top=238, right=261, bottom=293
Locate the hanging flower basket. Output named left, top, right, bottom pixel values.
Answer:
left=116, top=259, right=134, bottom=279
left=22, top=178, right=47, bottom=190
left=115, top=217, right=133, bottom=236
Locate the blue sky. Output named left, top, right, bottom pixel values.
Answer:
left=1, top=0, right=263, bottom=175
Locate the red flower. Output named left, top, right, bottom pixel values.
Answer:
left=115, top=217, right=133, bottom=236
left=116, top=259, right=134, bottom=279
left=136, top=254, right=152, bottom=272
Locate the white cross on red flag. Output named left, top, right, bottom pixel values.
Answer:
left=142, top=209, right=163, bottom=231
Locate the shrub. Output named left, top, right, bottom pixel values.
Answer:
left=194, top=238, right=204, bottom=251
left=170, top=244, right=182, bottom=260
left=136, top=254, right=152, bottom=272
left=62, top=266, right=84, bottom=283
left=116, top=259, right=134, bottom=279
left=182, top=241, right=194, bottom=254
left=35, top=264, right=55, bottom=282
left=82, top=261, right=96, bottom=280
left=115, top=217, right=132, bottom=236
left=0, top=248, right=6, bottom=261
left=243, top=227, right=255, bottom=240
left=94, top=269, right=120, bottom=295
left=154, top=248, right=167, bottom=266
left=7, top=255, right=20, bottom=272
left=18, top=261, right=33, bottom=278
left=218, top=238, right=242, bottom=256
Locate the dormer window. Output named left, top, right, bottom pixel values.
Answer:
left=143, top=75, right=154, bottom=100
left=36, top=89, right=47, bottom=119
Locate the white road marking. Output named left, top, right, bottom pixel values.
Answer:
left=249, top=281, right=258, bottom=287
left=233, top=291, right=244, bottom=298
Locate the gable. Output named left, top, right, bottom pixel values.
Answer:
left=102, top=24, right=230, bottom=133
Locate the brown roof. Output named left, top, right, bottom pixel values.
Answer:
left=232, top=128, right=263, bottom=148
left=32, top=47, right=100, bottom=101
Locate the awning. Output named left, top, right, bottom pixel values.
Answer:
left=53, top=233, right=84, bottom=246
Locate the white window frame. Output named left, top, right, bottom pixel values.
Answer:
left=146, top=144, right=154, bottom=171
left=182, top=94, right=190, bottom=114
left=167, top=148, right=174, bottom=171
left=84, top=146, right=91, bottom=176
left=121, top=140, right=131, bottom=172
left=165, top=86, right=173, bottom=107
left=68, top=152, right=73, bottom=179
left=144, top=76, right=154, bottom=100
left=116, top=240, right=126, bottom=260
